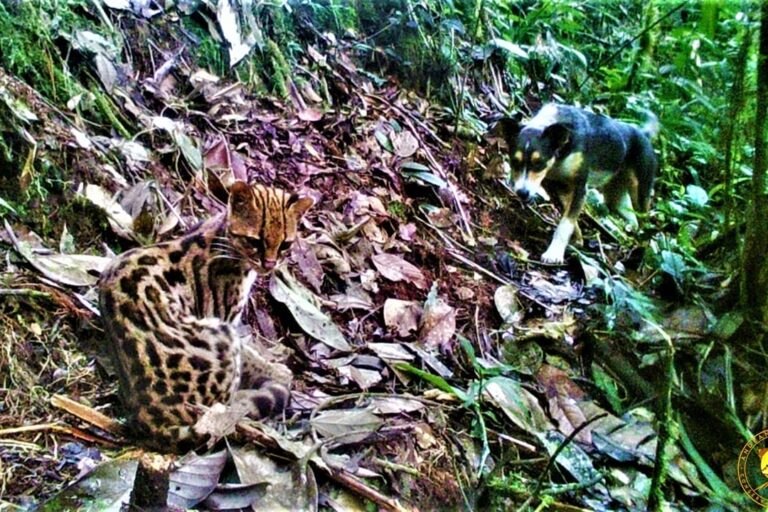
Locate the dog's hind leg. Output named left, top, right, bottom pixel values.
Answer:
left=605, top=171, right=639, bottom=229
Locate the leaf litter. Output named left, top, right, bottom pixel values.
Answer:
left=0, top=3, right=717, bottom=511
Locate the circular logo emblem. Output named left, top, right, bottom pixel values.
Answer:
left=738, top=430, right=768, bottom=506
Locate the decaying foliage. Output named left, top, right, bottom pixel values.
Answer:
left=0, top=1, right=760, bottom=511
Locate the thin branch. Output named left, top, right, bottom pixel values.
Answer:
left=577, top=1, right=688, bottom=91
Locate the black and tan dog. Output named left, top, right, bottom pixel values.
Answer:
left=498, top=104, right=658, bottom=263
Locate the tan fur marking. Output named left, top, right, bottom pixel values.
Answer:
left=514, top=150, right=523, bottom=162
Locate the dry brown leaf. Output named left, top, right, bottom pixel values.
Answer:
left=193, top=402, right=248, bottom=449
left=231, top=446, right=318, bottom=512
left=383, top=299, right=422, bottom=337
left=537, top=365, right=591, bottom=444
left=371, top=253, right=428, bottom=290
left=298, top=108, right=323, bottom=122
left=168, top=450, right=227, bottom=509
left=419, top=285, right=456, bottom=348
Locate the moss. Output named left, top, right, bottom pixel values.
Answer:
left=185, top=18, right=228, bottom=76
left=266, top=38, right=291, bottom=98
left=56, top=196, right=112, bottom=250
left=92, top=87, right=132, bottom=138
left=387, top=200, right=408, bottom=220
left=0, top=1, right=91, bottom=105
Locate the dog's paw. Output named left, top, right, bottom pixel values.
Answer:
left=540, top=247, right=566, bottom=264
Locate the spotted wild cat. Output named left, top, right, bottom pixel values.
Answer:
left=98, top=181, right=313, bottom=451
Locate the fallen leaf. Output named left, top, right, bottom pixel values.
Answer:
left=40, top=458, right=138, bottom=512
left=367, top=342, right=415, bottom=362
left=168, top=450, right=227, bottom=509
left=337, top=365, right=382, bottom=389
left=231, top=446, right=318, bottom=512
left=419, top=284, right=456, bottom=348
left=192, top=402, right=248, bottom=449
left=370, top=397, right=425, bottom=415
left=5, top=220, right=110, bottom=287
left=494, top=284, right=522, bottom=325
left=203, top=482, right=269, bottom=510
left=329, top=282, right=374, bottom=311
left=80, top=184, right=134, bottom=239
left=269, top=268, right=351, bottom=352
left=292, top=240, right=325, bottom=293
left=372, top=253, right=428, bottom=290
left=152, top=116, right=202, bottom=172
left=383, top=299, right=422, bottom=337
left=483, top=377, right=551, bottom=434
left=298, top=108, right=323, bottom=121
left=391, top=130, right=419, bottom=157
left=310, top=408, right=382, bottom=444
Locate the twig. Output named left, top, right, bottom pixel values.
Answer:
left=516, top=413, right=607, bottom=512
left=325, top=465, right=414, bottom=512
left=577, top=1, right=688, bottom=91
left=445, top=247, right=510, bottom=285
left=367, top=94, right=473, bottom=241
left=647, top=322, right=674, bottom=511
left=0, top=423, right=121, bottom=447
left=51, top=394, right=125, bottom=436
left=0, top=288, right=52, bottom=299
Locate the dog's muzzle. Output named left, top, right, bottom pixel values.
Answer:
left=516, top=187, right=534, bottom=203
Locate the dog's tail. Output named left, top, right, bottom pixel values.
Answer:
left=640, top=110, right=660, bottom=139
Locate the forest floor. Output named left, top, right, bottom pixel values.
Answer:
left=0, top=8, right=735, bottom=512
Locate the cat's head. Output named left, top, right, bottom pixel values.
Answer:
left=227, top=181, right=314, bottom=271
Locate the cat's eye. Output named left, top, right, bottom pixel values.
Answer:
left=279, top=240, right=294, bottom=251
left=241, top=237, right=262, bottom=249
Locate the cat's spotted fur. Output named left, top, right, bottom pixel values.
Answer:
left=98, top=181, right=313, bottom=451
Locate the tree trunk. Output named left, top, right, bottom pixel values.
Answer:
left=741, top=2, right=768, bottom=324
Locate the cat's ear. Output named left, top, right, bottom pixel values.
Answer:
left=228, top=181, right=250, bottom=207
left=228, top=181, right=263, bottom=236
left=287, top=194, right=314, bottom=219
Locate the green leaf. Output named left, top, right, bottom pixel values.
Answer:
left=685, top=185, right=709, bottom=207
left=0, top=196, right=18, bottom=215
left=660, top=250, right=687, bottom=283
left=394, top=362, right=468, bottom=402
left=375, top=130, right=393, bottom=152
left=399, top=161, right=431, bottom=172
left=489, top=38, right=528, bottom=60
left=402, top=171, right=447, bottom=188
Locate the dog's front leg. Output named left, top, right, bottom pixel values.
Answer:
left=541, top=186, right=585, bottom=264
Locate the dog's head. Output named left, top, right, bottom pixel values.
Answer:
left=496, top=117, right=572, bottom=203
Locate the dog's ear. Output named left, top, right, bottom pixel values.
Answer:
left=542, top=123, right=572, bottom=153
left=488, top=115, right=524, bottom=149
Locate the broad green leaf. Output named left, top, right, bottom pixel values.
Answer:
left=40, top=459, right=138, bottom=512
left=685, top=185, right=709, bottom=207
left=660, top=250, right=686, bottom=283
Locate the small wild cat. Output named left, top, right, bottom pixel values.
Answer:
left=98, top=181, right=313, bottom=451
